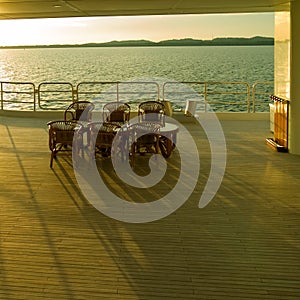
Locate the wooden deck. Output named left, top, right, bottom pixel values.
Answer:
left=0, top=115, right=299, bottom=299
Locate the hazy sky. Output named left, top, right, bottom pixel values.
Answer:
left=0, top=13, right=274, bottom=46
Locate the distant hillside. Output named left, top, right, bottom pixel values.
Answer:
left=156, top=36, right=274, bottom=46
left=0, top=36, right=274, bottom=49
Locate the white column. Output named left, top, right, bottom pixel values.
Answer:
left=274, top=11, right=290, bottom=99
left=289, top=1, right=300, bottom=154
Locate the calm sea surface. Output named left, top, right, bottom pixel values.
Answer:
left=0, top=46, right=274, bottom=111
left=0, top=45, right=274, bottom=84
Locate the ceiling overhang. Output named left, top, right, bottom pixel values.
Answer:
left=0, top=0, right=292, bottom=21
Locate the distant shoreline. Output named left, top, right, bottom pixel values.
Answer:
left=0, top=36, right=274, bottom=49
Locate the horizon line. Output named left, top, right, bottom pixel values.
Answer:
left=0, top=35, right=274, bottom=48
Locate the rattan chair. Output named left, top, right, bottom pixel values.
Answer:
left=88, top=122, right=121, bottom=158
left=128, top=122, right=161, bottom=162
left=47, top=120, right=83, bottom=168
left=64, top=101, right=95, bottom=122
left=102, top=102, right=130, bottom=125
left=138, top=100, right=165, bottom=125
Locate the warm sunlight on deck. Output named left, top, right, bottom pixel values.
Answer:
left=0, top=115, right=299, bottom=299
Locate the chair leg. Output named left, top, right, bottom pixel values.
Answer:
left=155, top=139, right=160, bottom=155
left=50, top=146, right=58, bottom=168
left=130, top=143, right=136, bottom=166
left=50, top=151, right=55, bottom=168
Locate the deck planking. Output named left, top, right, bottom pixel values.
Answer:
left=0, top=115, right=299, bottom=299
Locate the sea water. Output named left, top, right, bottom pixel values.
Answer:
left=0, top=46, right=274, bottom=111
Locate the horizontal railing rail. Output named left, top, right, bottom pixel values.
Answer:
left=0, top=80, right=273, bottom=113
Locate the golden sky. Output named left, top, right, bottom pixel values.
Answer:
left=0, top=13, right=274, bottom=46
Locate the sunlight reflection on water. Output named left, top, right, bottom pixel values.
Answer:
left=0, top=46, right=274, bottom=112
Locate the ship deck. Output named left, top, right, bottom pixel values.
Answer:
left=0, top=114, right=299, bottom=299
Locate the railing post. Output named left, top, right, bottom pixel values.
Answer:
left=1, top=82, right=3, bottom=110
left=34, top=87, right=37, bottom=111
left=246, top=83, right=250, bottom=113
left=72, top=85, right=77, bottom=102
left=252, top=82, right=274, bottom=113
left=252, top=83, right=256, bottom=113
left=116, top=82, right=119, bottom=102
left=204, top=82, right=208, bottom=112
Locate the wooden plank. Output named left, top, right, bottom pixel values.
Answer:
left=0, top=116, right=299, bottom=299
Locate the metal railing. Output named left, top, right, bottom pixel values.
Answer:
left=162, top=81, right=252, bottom=112
left=0, top=80, right=273, bottom=112
left=37, top=82, right=74, bottom=110
left=0, top=81, right=36, bottom=111
left=76, top=81, right=160, bottom=103
left=252, top=81, right=274, bottom=112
